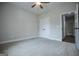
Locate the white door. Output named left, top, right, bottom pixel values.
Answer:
left=75, top=3, right=79, bottom=49
left=39, top=17, right=50, bottom=38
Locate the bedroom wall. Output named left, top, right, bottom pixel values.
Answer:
left=38, top=2, right=76, bottom=41
left=0, top=3, right=38, bottom=43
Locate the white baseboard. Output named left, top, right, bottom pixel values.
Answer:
left=38, top=36, right=62, bottom=42
left=0, top=35, right=62, bottom=45
left=0, top=36, right=37, bottom=44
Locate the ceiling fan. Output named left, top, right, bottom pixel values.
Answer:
left=31, top=2, right=50, bottom=9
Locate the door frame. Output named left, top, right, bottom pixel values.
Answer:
left=62, top=14, right=66, bottom=40
left=61, top=11, right=75, bottom=41
left=75, top=3, right=79, bottom=49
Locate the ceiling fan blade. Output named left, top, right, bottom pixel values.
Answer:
left=40, top=5, right=43, bottom=9
left=32, top=4, right=36, bottom=8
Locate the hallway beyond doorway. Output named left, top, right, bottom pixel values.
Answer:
left=63, top=35, right=75, bottom=43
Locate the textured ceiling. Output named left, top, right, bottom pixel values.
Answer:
left=10, top=2, right=76, bottom=15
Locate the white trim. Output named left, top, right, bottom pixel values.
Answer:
left=46, top=37, right=61, bottom=41
left=0, top=36, right=61, bottom=45
left=60, top=11, right=75, bottom=41
left=39, top=36, right=61, bottom=42
left=61, top=11, right=75, bottom=15
left=0, top=36, right=37, bottom=44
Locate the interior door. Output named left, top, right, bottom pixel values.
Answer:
left=75, top=3, right=79, bottom=49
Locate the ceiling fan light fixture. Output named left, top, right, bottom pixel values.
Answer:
left=32, top=2, right=50, bottom=9
left=36, top=2, right=41, bottom=5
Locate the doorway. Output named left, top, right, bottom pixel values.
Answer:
left=62, top=12, right=75, bottom=43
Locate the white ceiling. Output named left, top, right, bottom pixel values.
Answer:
left=10, top=2, right=76, bottom=15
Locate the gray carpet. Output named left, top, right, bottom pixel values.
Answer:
left=0, top=37, right=79, bottom=56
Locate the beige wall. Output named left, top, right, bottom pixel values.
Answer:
left=0, top=3, right=38, bottom=42
left=39, top=2, right=76, bottom=41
